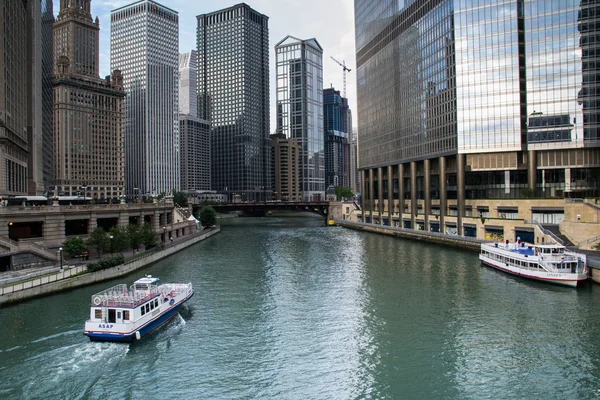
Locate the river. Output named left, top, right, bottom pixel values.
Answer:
left=1, top=215, right=599, bottom=399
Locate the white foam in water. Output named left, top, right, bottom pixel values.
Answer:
left=31, top=329, right=81, bottom=344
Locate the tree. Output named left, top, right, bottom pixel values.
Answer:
left=335, top=186, right=354, bottom=200
left=127, top=224, right=142, bottom=251
left=63, top=237, right=87, bottom=257
left=197, top=205, right=216, bottom=228
left=140, top=222, right=156, bottom=249
left=88, top=227, right=109, bottom=256
left=109, top=226, right=130, bottom=253
left=173, top=191, right=188, bottom=207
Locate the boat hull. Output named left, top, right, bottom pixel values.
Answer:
left=84, top=291, right=194, bottom=343
left=480, top=257, right=583, bottom=288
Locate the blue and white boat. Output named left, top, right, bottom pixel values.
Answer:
left=479, top=241, right=587, bottom=287
left=84, top=276, right=193, bottom=342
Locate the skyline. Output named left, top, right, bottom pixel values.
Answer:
left=58, top=0, right=357, bottom=133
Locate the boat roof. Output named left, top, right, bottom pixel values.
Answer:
left=134, top=276, right=160, bottom=285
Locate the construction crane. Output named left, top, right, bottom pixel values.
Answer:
left=330, top=56, right=351, bottom=98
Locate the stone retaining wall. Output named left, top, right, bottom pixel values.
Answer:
left=0, top=228, right=220, bottom=306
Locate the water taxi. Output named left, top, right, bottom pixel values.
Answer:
left=479, top=241, right=587, bottom=287
left=83, top=276, right=193, bottom=342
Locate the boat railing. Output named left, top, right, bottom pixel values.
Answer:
left=91, top=284, right=160, bottom=307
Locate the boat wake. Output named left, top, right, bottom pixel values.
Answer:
left=10, top=341, right=130, bottom=399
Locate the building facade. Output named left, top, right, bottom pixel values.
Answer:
left=0, top=0, right=29, bottom=196
left=349, top=127, right=359, bottom=195
left=197, top=4, right=271, bottom=202
left=52, top=0, right=125, bottom=200
left=275, top=36, right=324, bottom=201
left=355, top=0, right=600, bottom=235
left=41, top=0, right=55, bottom=194
left=270, top=132, right=300, bottom=201
left=111, top=0, right=180, bottom=199
left=323, top=87, right=351, bottom=189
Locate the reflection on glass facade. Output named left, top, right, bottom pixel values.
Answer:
left=197, top=4, right=271, bottom=202
left=111, top=0, right=180, bottom=197
left=275, top=36, right=324, bottom=200
left=355, top=0, right=600, bottom=198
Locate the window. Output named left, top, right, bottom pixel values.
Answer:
left=95, top=309, right=102, bottom=319
left=123, top=310, right=130, bottom=321
left=141, top=307, right=145, bottom=316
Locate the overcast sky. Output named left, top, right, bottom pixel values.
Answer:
left=65, top=0, right=357, bottom=132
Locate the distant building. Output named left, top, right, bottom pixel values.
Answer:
left=179, top=50, right=197, bottom=118
left=197, top=4, right=271, bottom=202
left=349, top=128, right=359, bottom=195
left=179, top=49, right=210, bottom=192
left=179, top=115, right=211, bottom=191
left=52, top=0, right=125, bottom=200
left=26, top=0, right=43, bottom=195
left=111, top=0, right=180, bottom=198
left=323, top=87, right=351, bottom=189
left=0, top=1, right=32, bottom=196
left=275, top=35, right=324, bottom=201
left=271, top=133, right=300, bottom=201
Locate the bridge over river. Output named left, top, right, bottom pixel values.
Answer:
left=193, top=201, right=330, bottom=217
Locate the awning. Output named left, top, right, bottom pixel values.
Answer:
left=485, top=225, right=504, bottom=231
left=497, top=206, right=518, bottom=212
left=464, top=223, right=477, bottom=228
left=515, top=227, right=534, bottom=232
left=531, top=207, right=564, bottom=212
left=446, top=222, right=457, bottom=226
left=477, top=206, right=489, bottom=210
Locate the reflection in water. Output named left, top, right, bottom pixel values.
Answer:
left=0, top=216, right=599, bottom=399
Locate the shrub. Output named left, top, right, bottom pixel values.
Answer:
left=197, top=206, right=216, bottom=228
left=86, top=254, right=125, bottom=272
left=63, top=237, right=87, bottom=257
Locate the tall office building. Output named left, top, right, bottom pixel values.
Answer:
left=0, top=0, right=29, bottom=196
left=41, top=0, right=55, bottom=194
left=53, top=0, right=125, bottom=200
left=179, top=50, right=210, bottom=191
left=111, top=0, right=180, bottom=198
left=26, top=0, right=43, bottom=195
left=355, top=0, right=600, bottom=234
left=275, top=36, right=324, bottom=201
left=197, top=4, right=271, bottom=202
left=324, top=87, right=351, bottom=189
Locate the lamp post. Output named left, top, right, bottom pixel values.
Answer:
left=109, top=235, right=114, bottom=255
left=59, top=247, right=63, bottom=271
left=134, top=187, right=139, bottom=203
left=163, top=226, right=166, bottom=245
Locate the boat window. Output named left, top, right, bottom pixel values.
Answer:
left=123, top=310, right=130, bottom=320
left=145, top=304, right=150, bottom=313
left=141, top=307, right=145, bottom=316
left=117, top=312, right=121, bottom=319
left=95, top=309, right=102, bottom=319
left=154, top=299, right=159, bottom=308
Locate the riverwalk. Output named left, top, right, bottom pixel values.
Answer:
left=0, top=227, right=220, bottom=306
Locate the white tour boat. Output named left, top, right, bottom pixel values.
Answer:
left=84, top=276, right=193, bottom=342
left=479, top=241, right=587, bottom=287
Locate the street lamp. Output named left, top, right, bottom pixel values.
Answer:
left=109, top=235, right=114, bottom=255
left=163, top=226, right=166, bottom=245
left=59, top=247, right=63, bottom=271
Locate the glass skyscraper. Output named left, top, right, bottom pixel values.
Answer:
left=197, top=4, right=271, bottom=202
left=355, top=0, right=600, bottom=234
left=111, top=0, right=180, bottom=198
left=323, top=87, right=351, bottom=188
left=275, top=36, right=324, bottom=200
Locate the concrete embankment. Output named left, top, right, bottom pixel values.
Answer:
left=336, top=220, right=483, bottom=252
left=0, top=227, right=220, bottom=306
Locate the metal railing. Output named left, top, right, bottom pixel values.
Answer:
left=524, top=221, right=564, bottom=245
left=0, top=265, right=87, bottom=296
left=579, top=235, right=600, bottom=247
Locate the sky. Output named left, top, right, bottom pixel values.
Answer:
left=61, top=0, right=357, bottom=133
